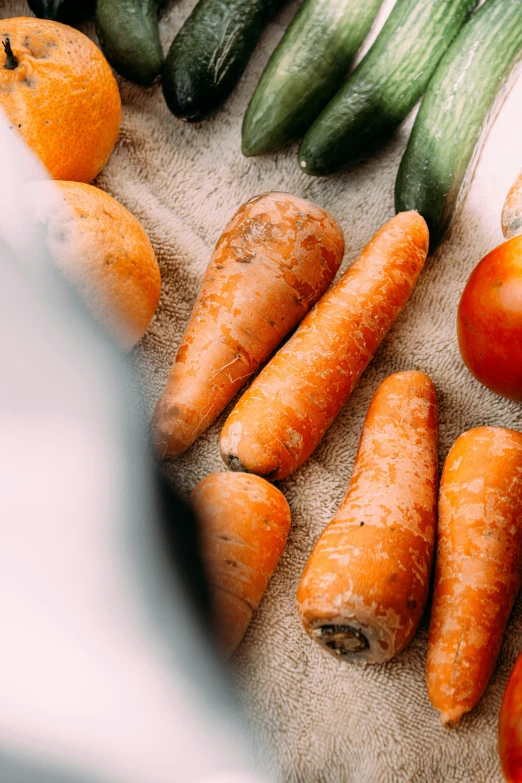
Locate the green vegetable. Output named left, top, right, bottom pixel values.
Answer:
left=163, top=0, right=285, bottom=122
left=298, top=0, right=477, bottom=176
left=28, top=0, right=93, bottom=21
left=396, top=0, right=522, bottom=252
left=95, top=0, right=163, bottom=86
left=242, top=0, right=384, bottom=157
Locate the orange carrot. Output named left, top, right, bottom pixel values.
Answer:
left=297, top=371, right=438, bottom=663
left=189, top=472, right=291, bottom=656
left=220, top=211, right=429, bottom=481
left=427, top=427, right=522, bottom=728
left=499, top=652, right=522, bottom=782
left=152, top=192, right=344, bottom=458
left=502, top=171, right=522, bottom=239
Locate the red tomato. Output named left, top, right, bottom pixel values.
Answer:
left=458, top=236, right=522, bottom=401
left=500, top=653, right=522, bottom=782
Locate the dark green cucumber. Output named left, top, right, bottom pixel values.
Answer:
left=28, top=0, right=93, bottom=21
left=95, top=0, right=163, bottom=86
left=298, top=0, right=477, bottom=176
left=242, top=0, right=384, bottom=156
left=396, top=0, right=522, bottom=252
left=163, top=0, right=285, bottom=122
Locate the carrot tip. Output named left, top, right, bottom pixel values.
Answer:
left=311, top=624, right=369, bottom=657
left=439, top=709, right=465, bottom=729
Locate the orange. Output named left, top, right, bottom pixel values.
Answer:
left=0, top=18, right=121, bottom=182
left=25, top=180, right=161, bottom=351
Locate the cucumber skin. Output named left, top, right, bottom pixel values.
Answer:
left=298, top=0, right=477, bottom=177
left=96, top=0, right=163, bottom=86
left=163, top=0, right=282, bottom=122
left=28, top=0, right=93, bottom=20
left=242, top=0, right=384, bottom=157
left=396, top=0, right=522, bottom=252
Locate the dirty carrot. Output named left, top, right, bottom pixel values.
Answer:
left=297, top=371, right=438, bottom=663
left=189, top=472, right=291, bottom=657
left=427, top=426, right=522, bottom=728
left=152, top=192, right=344, bottom=459
left=502, top=170, right=522, bottom=239
left=220, top=211, right=429, bottom=481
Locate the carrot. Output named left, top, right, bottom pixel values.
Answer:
left=427, top=426, right=522, bottom=728
left=502, top=171, right=522, bottom=238
left=220, top=211, right=429, bottom=481
left=296, top=371, right=438, bottom=663
left=189, top=471, right=291, bottom=656
left=152, top=192, right=344, bottom=459
left=498, top=651, right=522, bottom=782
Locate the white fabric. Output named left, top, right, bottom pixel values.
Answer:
left=4, top=1, right=522, bottom=780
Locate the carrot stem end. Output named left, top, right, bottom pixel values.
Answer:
left=311, top=624, right=369, bottom=656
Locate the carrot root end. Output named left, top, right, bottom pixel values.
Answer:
left=439, top=709, right=466, bottom=729
left=311, top=624, right=370, bottom=657
left=226, top=454, right=249, bottom=473
left=222, top=452, right=280, bottom=482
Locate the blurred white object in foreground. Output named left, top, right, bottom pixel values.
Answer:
left=0, top=112, right=269, bottom=783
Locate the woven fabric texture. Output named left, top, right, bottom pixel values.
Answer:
left=3, top=2, right=522, bottom=780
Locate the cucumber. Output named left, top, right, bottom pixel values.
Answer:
left=298, top=0, right=477, bottom=176
left=242, top=0, right=384, bottom=157
left=396, top=0, right=522, bottom=252
left=95, top=0, right=163, bottom=86
left=163, top=0, right=285, bottom=122
left=28, top=0, right=93, bottom=20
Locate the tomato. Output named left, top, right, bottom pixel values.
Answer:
left=500, top=653, right=522, bottom=782
left=458, top=235, right=522, bottom=401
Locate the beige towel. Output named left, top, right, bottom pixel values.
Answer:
left=4, top=1, right=522, bottom=780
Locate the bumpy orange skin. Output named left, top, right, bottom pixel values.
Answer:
left=502, top=172, right=522, bottom=239
left=458, top=237, right=522, bottom=402
left=153, top=192, right=344, bottom=459
left=427, top=427, right=522, bottom=728
left=297, top=371, right=438, bottom=664
left=189, top=472, right=291, bottom=657
left=0, top=18, right=121, bottom=182
left=220, top=211, right=429, bottom=481
left=500, top=654, right=522, bottom=782
left=26, top=180, right=161, bottom=351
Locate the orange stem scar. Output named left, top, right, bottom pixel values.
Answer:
left=3, top=38, right=18, bottom=70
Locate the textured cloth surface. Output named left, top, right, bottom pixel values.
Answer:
left=4, top=1, right=522, bottom=780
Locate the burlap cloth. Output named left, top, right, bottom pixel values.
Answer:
left=4, top=1, right=522, bottom=780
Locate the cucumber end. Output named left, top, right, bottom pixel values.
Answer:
left=395, top=188, right=446, bottom=255
left=298, top=134, right=338, bottom=177
left=241, top=134, right=274, bottom=158
left=95, top=16, right=164, bottom=87
left=162, top=77, right=215, bottom=122
left=115, top=61, right=163, bottom=87
left=297, top=154, right=327, bottom=177
left=241, top=136, right=261, bottom=157
left=241, top=116, right=282, bottom=157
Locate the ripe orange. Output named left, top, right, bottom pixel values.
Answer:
left=0, top=17, right=121, bottom=182
left=25, top=180, right=161, bottom=351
